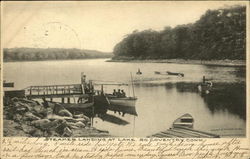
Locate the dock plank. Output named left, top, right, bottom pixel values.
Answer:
left=150, top=127, right=220, bottom=138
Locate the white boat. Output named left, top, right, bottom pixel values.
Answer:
left=107, top=95, right=137, bottom=107
left=106, top=94, right=137, bottom=116
left=105, top=73, right=138, bottom=116
left=173, top=113, right=194, bottom=128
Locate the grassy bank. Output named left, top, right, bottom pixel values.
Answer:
left=107, top=58, right=246, bottom=67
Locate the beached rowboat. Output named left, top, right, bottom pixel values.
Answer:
left=172, top=113, right=194, bottom=128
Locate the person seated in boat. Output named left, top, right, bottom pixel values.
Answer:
left=117, top=89, right=122, bottom=97
left=113, top=89, right=117, bottom=96
left=137, top=69, right=142, bottom=75
left=121, top=90, right=126, bottom=97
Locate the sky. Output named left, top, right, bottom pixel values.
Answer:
left=2, top=1, right=247, bottom=52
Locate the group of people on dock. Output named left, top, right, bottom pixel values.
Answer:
left=113, top=89, right=126, bottom=97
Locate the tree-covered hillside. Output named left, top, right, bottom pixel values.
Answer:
left=3, top=48, right=112, bottom=62
left=113, top=5, right=246, bottom=60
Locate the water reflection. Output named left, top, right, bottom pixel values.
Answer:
left=162, top=82, right=246, bottom=120
left=3, top=59, right=246, bottom=137
left=203, top=82, right=246, bottom=120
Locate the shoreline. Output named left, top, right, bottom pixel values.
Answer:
left=3, top=57, right=110, bottom=63
left=3, top=97, right=111, bottom=137
left=107, top=59, right=246, bottom=67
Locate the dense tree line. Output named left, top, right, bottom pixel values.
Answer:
left=113, top=6, right=246, bottom=60
left=3, top=48, right=112, bottom=62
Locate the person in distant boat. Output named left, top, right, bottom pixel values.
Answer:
left=137, top=69, right=142, bottom=75
left=113, top=89, right=117, bottom=96
left=121, top=90, right=126, bottom=97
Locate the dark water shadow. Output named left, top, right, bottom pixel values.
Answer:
left=203, top=82, right=246, bottom=120
left=97, top=113, right=130, bottom=125
left=163, top=82, right=246, bottom=120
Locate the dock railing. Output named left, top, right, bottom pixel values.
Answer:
left=24, top=84, right=83, bottom=98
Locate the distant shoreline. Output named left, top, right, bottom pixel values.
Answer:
left=107, top=59, right=246, bottom=67
left=3, top=57, right=110, bottom=63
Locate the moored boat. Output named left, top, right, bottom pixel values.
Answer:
left=107, top=95, right=137, bottom=107
left=106, top=94, right=138, bottom=116
left=172, top=113, right=194, bottom=128
left=166, top=71, right=184, bottom=77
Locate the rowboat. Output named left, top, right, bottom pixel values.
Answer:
left=172, top=113, right=194, bottom=128
left=166, top=71, right=184, bottom=77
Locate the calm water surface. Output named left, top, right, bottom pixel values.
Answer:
left=3, top=59, right=246, bottom=137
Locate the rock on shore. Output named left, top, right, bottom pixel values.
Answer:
left=3, top=97, right=110, bottom=137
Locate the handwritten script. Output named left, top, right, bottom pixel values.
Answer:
left=1, top=138, right=250, bottom=159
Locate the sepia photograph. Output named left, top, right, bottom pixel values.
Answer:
left=1, top=1, right=247, bottom=140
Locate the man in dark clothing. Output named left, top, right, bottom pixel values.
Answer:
left=121, top=90, right=126, bottom=97
left=113, top=89, right=117, bottom=96
left=117, top=89, right=121, bottom=97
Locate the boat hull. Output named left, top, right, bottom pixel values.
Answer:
left=108, top=97, right=137, bottom=107
left=107, top=97, right=138, bottom=116
left=166, top=71, right=184, bottom=77
left=173, top=113, right=194, bottom=128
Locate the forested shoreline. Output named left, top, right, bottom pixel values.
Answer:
left=113, top=6, right=246, bottom=60
left=3, top=48, right=112, bottom=62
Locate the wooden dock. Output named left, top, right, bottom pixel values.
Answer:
left=149, top=126, right=220, bottom=138
left=24, top=84, right=88, bottom=100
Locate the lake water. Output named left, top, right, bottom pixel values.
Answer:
left=3, top=59, right=246, bottom=137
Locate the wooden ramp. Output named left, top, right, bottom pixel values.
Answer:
left=149, top=126, right=220, bottom=138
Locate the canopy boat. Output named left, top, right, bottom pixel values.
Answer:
left=172, top=113, right=194, bottom=128
left=166, top=71, right=184, bottom=77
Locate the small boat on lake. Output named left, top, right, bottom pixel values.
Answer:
left=136, top=69, right=142, bottom=75
left=172, top=113, right=194, bottom=128
left=198, top=76, right=213, bottom=94
left=154, top=71, right=184, bottom=77
left=166, top=71, right=184, bottom=77
left=154, top=71, right=161, bottom=74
